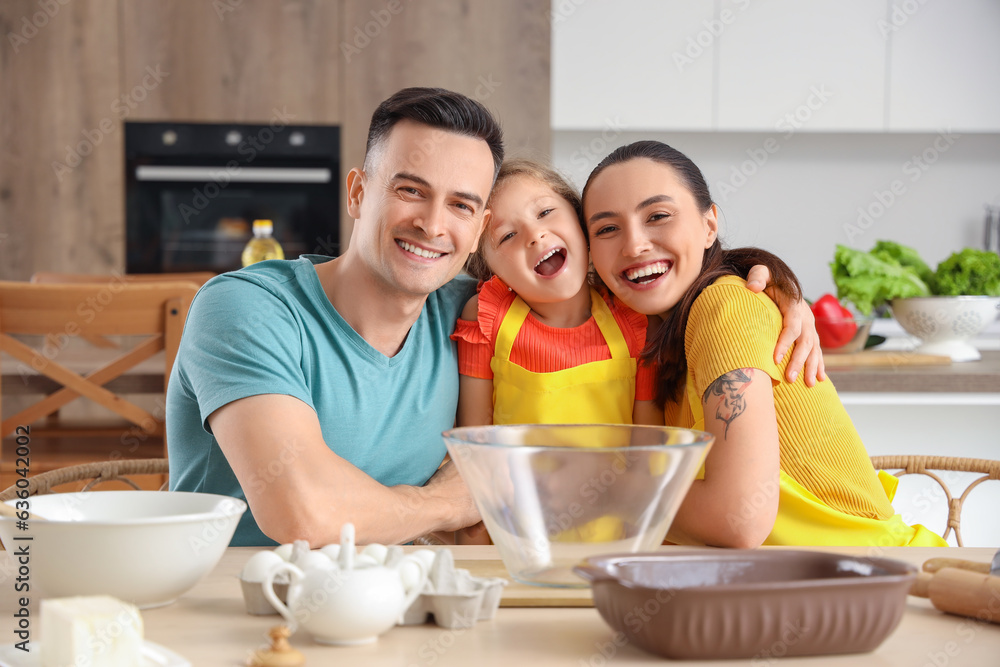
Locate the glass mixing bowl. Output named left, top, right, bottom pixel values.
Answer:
left=443, top=424, right=713, bottom=587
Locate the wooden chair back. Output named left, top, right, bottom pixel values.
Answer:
left=871, top=455, right=1000, bottom=546
left=30, top=271, right=216, bottom=287
left=0, top=281, right=199, bottom=455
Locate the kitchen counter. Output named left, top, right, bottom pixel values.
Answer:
left=827, top=350, right=1000, bottom=393
left=1, top=545, right=997, bottom=666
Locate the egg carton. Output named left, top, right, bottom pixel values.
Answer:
left=401, top=549, right=507, bottom=629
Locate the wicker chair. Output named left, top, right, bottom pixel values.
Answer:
left=0, top=458, right=168, bottom=501
left=871, top=455, right=1000, bottom=546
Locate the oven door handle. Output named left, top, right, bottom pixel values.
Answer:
left=135, top=166, right=332, bottom=183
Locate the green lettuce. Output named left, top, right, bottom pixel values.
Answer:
left=870, top=240, right=935, bottom=285
left=831, top=244, right=931, bottom=315
left=931, top=248, right=1000, bottom=296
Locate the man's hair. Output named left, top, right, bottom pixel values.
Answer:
left=364, top=87, right=505, bottom=181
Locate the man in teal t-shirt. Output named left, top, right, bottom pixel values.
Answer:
left=167, top=87, right=503, bottom=546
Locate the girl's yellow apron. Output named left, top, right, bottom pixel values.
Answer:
left=490, top=289, right=636, bottom=541
left=684, top=373, right=946, bottom=547
left=490, top=289, right=635, bottom=426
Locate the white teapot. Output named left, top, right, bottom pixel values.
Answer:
left=262, top=524, right=428, bottom=645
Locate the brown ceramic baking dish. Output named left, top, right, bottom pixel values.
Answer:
left=573, top=549, right=917, bottom=660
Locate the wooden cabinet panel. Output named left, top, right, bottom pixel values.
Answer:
left=340, top=0, right=551, bottom=246
left=0, top=0, right=123, bottom=280
left=120, top=0, right=342, bottom=124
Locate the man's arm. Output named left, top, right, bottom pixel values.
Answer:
left=209, top=394, right=481, bottom=547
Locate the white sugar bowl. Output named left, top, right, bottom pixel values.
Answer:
left=262, top=524, right=428, bottom=645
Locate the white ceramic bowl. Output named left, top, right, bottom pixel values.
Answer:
left=890, top=296, right=1000, bottom=362
left=0, top=491, right=246, bottom=608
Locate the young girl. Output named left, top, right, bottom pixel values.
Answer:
left=452, top=159, right=658, bottom=428
left=582, top=140, right=946, bottom=547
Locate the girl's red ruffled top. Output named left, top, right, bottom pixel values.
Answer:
left=450, top=276, right=655, bottom=401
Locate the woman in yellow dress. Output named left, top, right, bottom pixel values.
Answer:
left=582, top=140, right=946, bottom=548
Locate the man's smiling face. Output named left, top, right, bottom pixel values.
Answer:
left=348, top=119, right=495, bottom=299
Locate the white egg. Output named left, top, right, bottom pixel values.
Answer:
left=240, top=551, right=286, bottom=583
left=292, top=550, right=335, bottom=572
left=273, top=543, right=295, bottom=561
left=361, top=543, right=389, bottom=565
left=354, top=554, right=380, bottom=568
left=399, top=559, right=426, bottom=591
left=409, top=549, right=437, bottom=572
left=319, top=543, right=342, bottom=561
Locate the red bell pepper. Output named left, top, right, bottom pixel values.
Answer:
left=811, top=294, right=858, bottom=349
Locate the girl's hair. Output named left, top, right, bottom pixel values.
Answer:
left=583, top=141, right=802, bottom=407
left=465, top=158, right=584, bottom=282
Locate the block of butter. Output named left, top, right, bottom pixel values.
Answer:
left=40, top=596, right=144, bottom=667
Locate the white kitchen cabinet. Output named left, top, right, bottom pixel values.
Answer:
left=551, top=0, right=714, bottom=131
left=887, top=0, right=1000, bottom=132
left=715, top=0, right=887, bottom=131
left=552, top=0, right=1000, bottom=134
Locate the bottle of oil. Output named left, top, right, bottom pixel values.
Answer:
left=241, top=219, right=285, bottom=267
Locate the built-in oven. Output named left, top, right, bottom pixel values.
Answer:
left=125, top=121, right=340, bottom=274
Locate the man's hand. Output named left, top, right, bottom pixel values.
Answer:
left=422, top=460, right=482, bottom=532
left=745, top=265, right=826, bottom=387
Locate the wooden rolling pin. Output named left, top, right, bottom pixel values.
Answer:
left=923, top=557, right=991, bottom=575
left=910, top=568, right=1000, bottom=625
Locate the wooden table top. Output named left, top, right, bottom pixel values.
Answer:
left=0, top=545, right=996, bottom=666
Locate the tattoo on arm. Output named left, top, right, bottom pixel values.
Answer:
left=702, top=368, right=754, bottom=438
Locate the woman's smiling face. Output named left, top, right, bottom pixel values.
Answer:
left=483, top=174, right=590, bottom=304
left=584, top=157, right=718, bottom=316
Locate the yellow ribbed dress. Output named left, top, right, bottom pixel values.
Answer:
left=664, top=276, right=946, bottom=546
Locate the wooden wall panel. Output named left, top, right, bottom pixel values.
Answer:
left=120, top=0, right=342, bottom=124
left=0, top=0, right=123, bottom=279
left=340, top=0, right=551, bottom=247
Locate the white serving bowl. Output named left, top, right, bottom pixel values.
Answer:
left=0, top=491, right=246, bottom=608
left=890, top=296, right=1000, bottom=362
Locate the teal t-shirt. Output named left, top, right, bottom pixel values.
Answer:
left=166, top=255, right=476, bottom=545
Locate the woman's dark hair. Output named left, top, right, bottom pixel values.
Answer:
left=364, top=87, right=505, bottom=182
left=583, top=141, right=802, bottom=407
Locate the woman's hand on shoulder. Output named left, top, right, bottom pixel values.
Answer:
left=745, top=265, right=825, bottom=387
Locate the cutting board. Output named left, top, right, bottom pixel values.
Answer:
left=823, top=351, right=952, bottom=367
left=457, top=559, right=593, bottom=607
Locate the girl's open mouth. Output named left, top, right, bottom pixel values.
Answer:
left=534, top=248, right=567, bottom=276
left=624, top=260, right=671, bottom=284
